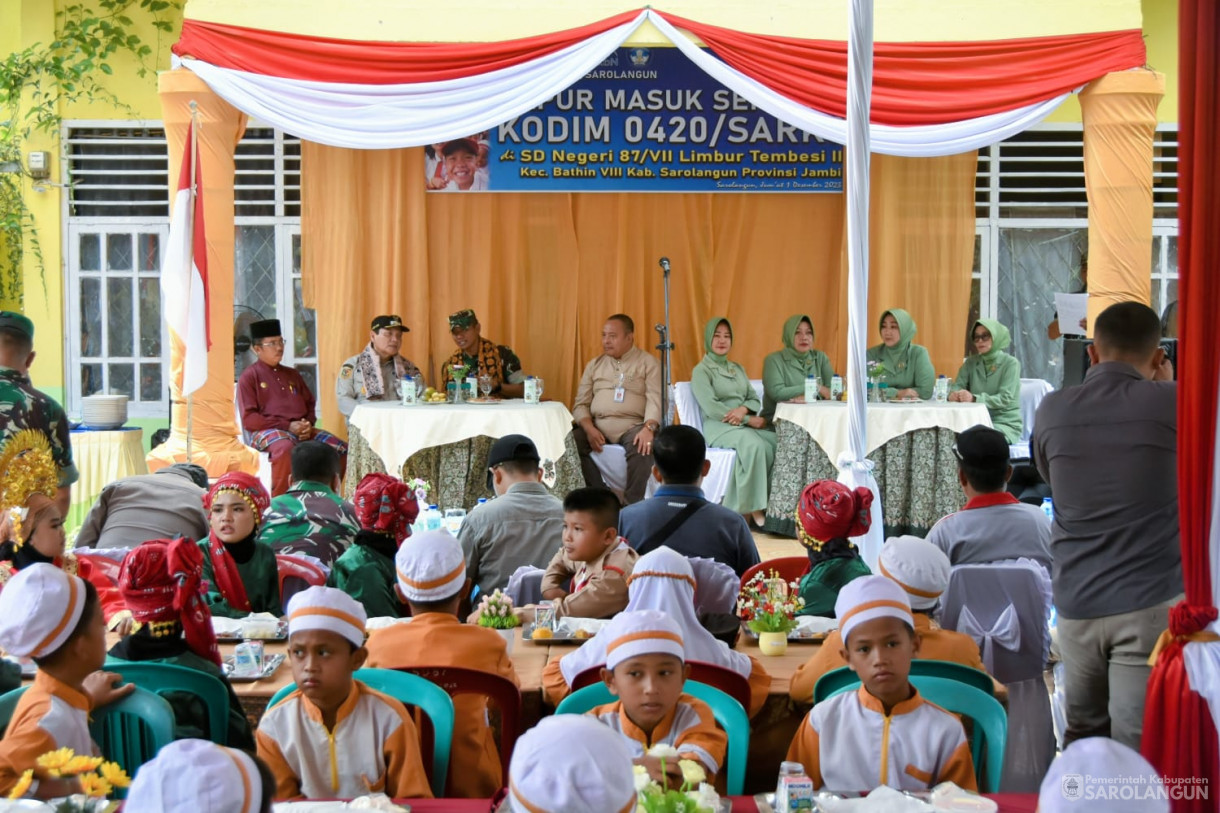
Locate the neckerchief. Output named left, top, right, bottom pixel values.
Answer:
left=444, top=338, right=503, bottom=388
left=356, top=343, right=411, bottom=399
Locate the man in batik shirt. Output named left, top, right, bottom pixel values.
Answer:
left=238, top=319, right=347, bottom=496
left=0, top=312, right=76, bottom=515
left=259, top=442, right=358, bottom=569
left=441, top=309, right=527, bottom=398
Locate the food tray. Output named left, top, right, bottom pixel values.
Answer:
left=741, top=615, right=836, bottom=643
left=214, top=620, right=288, bottom=643
left=222, top=653, right=286, bottom=682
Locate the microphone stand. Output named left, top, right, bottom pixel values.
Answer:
left=655, top=257, right=675, bottom=427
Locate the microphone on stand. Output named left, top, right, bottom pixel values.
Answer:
left=658, top=256, right=670, bottom=274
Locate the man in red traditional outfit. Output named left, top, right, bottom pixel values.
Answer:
left=238, top=319, right=347, bottom=496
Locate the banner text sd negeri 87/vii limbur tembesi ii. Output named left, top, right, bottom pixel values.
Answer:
left=427, top=47, right=844, bottom=193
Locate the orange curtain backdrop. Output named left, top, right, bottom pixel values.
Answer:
left=301, top=146, right=974, bottom=438
left=867, top=152, right=980, bottom=378
left=1080, top=69, right=1166, bottom=330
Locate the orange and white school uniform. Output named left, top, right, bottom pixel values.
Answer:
left=588, top=693, right=726, bottom=776
left=257, top=680, right=432, bottom=799
left=0, top=565, right=96, bottom=797
left=787, top=684, right=977, bottom=791
left=369, top=532, right=519, bottom=798
left=540, top=538, right=638, bottom=619
left=256, top=584, right=432, bottom=800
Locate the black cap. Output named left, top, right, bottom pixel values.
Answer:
left=370, top=315, right=408, bottom=332
left=953, top=425, right=1011, bottom=469
left=249, top=319, right=282, bottom=342
left=0, top=311, right=34, bottom=340
left=486, top=434, right=540, bottom=489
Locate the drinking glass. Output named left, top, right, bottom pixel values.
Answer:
left=413, top=373, right=425, bottom=398
left=535, top=378, right=545, bottom=401
left=478, top=374, right=493, bottom=398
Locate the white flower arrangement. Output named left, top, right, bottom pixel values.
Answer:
left=634, top=744, right=720, bottom=813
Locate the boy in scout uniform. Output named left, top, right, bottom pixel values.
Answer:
left=337, top=315, right=424, bottom=418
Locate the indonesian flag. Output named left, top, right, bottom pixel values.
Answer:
left=163, top=121, right=210, bottom=397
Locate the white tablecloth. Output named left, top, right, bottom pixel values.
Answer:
left=349, top=400, right=575, bottom=474
left=773, top=401, right=992, bottom=464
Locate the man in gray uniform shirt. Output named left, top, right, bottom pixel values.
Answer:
left=927, top=424, right=1051, bottom=573
left=74, top=463, right=210, bottom=549
left=458, top=434, right=565, bottom=596
left=1033, top=301, right=1180, bottom=751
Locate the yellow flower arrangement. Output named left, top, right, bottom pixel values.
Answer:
left=9, top=747, right=130, bottom=808
left=6, top=769, right=33, bottom=799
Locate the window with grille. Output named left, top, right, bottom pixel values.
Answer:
left=63, top=123, right=310, bottom=420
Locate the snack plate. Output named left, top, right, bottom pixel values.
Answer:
left=741, top=626, right=829, bottom=643
left=522, top=625, right=597, bottom=645
left=223, top=653, right=286, bottom=682
left=215, top=620, right=288, bottom=643
left=465, top=397, right=502, bottom=405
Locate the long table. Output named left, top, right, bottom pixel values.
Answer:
left=344, top=400, right=585, bottom=508
left=765, top=401, right=992, bottom=537
left=274, top=796, right=1039, bottom=812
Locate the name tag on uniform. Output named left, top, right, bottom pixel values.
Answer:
left=613, top=386, right=626, bottom=403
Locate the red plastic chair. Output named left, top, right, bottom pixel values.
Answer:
left=400, top=666, right=522, bottom=787
left=570, top=659, right=752, bottom=714
left=740, top=556, right=810, bottom=590
left=275, top=554, right=328, bottom=611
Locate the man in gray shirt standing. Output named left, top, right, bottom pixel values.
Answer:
left=458, top=434, right=565, bottom=596
left=1033, top=301, right=1180, bottom=750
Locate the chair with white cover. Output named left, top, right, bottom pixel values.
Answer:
left=674, top=381, right=765, bottom=506
left=588, top=444, right=658, bottom=503
left=687, top=557, right=739, bottom=615
left=232, top=384, right=273, bottom=493
left=940, top=558, right=1055, bottom=792
left=505, top=565, right=544, bottom=607
left=1009, top=378, right=1054, bottom=460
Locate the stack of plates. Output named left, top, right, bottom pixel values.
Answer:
left=81, top=394, right=128, bottom=429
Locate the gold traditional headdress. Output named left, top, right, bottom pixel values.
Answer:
left=0, top=429, right=59, bottom=547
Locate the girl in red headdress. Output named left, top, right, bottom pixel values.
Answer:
left=328, top=472, right=419, bottom=619
left=108, top=537, right=255, bottom=749
left=198, top=472, right=281, bottom=617
left=793, top=479, right=874, bottom=618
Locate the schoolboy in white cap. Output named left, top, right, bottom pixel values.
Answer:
left=1038, top=737, right=1170, bottom=813
left=786, top=575, right=978, bottom=792
left=364, top=529, right=517, bottom=798
left=0, top=564, right=132, bottom=798
left=508, top=715, right=637, bottom=813
left=124, top=738, right=274, bottom=813
left=789, top=536, right=987, bottom=704
left=587, top=609, right=726, bottom=786
left=545, top=545, right=771, bottom=716
left=255, top=585, right=432, bottom=800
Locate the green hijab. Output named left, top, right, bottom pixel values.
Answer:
left=973, top=318, right=1012, bottom=366
left=874, top=308, right=917, bottom=371
left=781, top=314, right=816, bottom=371
left=703, top=317, right=733, bottom=368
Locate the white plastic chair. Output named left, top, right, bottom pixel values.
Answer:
left=687, top=557, right=739, bottom=615
left=589, top=444, right=657, bottom=503
left=1011, top=378, right=1054, bottom=459
left=941, top=559, right=1055, bottom=792
left=672, top=382, right=737, bottom=505
left=232, top=384, right=274, bottom=494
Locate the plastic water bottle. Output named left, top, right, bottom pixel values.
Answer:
left=524, top=376, right=538, bottom=404
left=1041, top=497, right=1054, bottom=523
left=830, top=375, right=843, bottom=401
left=804, top=375, right=819, bottom=402
left=775, top=761, right=814, bottom=812
left=424, top=504, right=444, bottom=531
left=476, top=497, right=489, bottom=508
left=934, top=375, right=949, bottom=403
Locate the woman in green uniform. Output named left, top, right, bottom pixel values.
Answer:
left=762, top=314, right=835, bottom=421
left=866, top=308, right=935, bottom=400
left=691, top=318, right=777, bottom=526
left=949, top=318, right=1023, bottom=443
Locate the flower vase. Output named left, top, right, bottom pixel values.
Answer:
left=758, top=630, right=789, bottom=657
left=868, top=376, right=881, bottom=403
left=496, top=627, right=516, bottom=655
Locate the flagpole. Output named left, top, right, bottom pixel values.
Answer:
left=185, top=100, right=200, bottom=465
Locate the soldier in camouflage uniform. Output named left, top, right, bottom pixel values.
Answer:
left=442, top=308, right=527, bottom=398
left=0, top=312, right=77, bottom=515
left=258, top=441, right=358, bottom=569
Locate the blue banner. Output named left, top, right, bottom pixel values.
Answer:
left=424, top=47, right=843, bottom=193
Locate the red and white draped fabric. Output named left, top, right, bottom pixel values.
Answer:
left=170, top=8, right=1146, bottom=157
left=1142, top=2, right=1220, bottom=809
left=163, top=120, right=210, bottom=398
